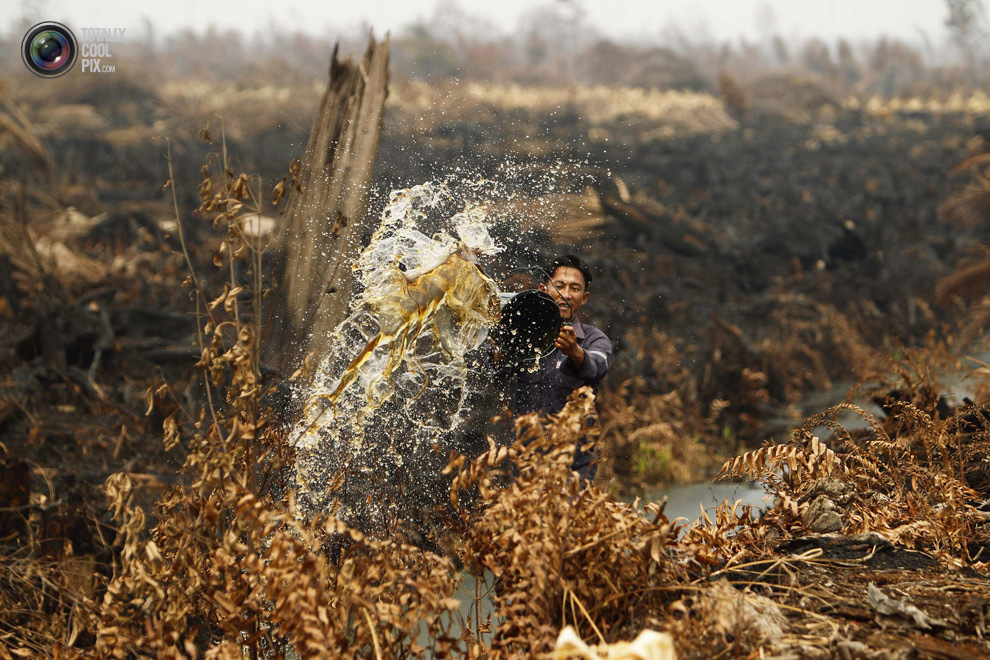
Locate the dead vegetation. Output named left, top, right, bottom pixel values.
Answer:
left=1, top=191, right=989, bottom=656
left=5, top=31, right=990, bottom=656
left=447, top=370, right=990, bottom=657
left=596, top=328, right=729, bottom=488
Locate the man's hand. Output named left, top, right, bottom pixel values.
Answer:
left=555, top=324, right=584, bottom=369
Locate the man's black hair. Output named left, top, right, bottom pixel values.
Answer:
left=545, top=254, right=593, bottom=290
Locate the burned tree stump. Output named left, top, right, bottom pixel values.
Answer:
left=262, top=36, right=390, bottom=381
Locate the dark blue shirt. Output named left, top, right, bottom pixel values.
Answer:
left=513, top=319, right=611, bottom=416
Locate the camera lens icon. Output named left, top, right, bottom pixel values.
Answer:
left=22, top=22, right=77, bottom=78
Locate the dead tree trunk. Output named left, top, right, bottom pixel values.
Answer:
left=262, top=36, right=390, bottom=380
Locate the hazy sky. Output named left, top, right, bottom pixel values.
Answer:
left=9, top=0, right=952, bottom=44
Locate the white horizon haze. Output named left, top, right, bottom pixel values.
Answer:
left=6, top=0, right=958, bottom=47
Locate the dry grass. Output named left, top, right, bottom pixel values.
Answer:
left=752, top=294, right=885, bottom=401
left=936, top=150, right=990, bottom=343
left=599, top=329, right=727, bottom=488
left=846, top=90, right=990, bottom=117
left=0, top=95, right=53, bottom=174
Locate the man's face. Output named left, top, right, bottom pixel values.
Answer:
left=542, top=266, right=589, bottom=322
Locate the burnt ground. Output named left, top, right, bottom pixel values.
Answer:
left=741, top=556, right=990, bottom=658
left=2, top=74, right=990, bottom=656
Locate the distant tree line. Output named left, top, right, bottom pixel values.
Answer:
left=0, top=0, right=987, bottom=94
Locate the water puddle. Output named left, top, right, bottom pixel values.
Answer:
left=637, top=480, right=769, bottom=522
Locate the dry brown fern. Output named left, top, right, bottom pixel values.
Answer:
left=717, top=395, right=990, bottom=561
left=450, top=387, right=686, bottom=656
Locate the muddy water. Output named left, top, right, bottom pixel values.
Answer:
left=296, top=183, right=502, bottom=446
left=290, top=182, right=505, bottom=520
left=637, top=480, right=768, bottom=520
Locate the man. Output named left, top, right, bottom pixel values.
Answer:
left=513, top=254, right=611, bottom=481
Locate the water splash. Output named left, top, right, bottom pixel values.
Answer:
left=292, top=182, right=503, bottom=524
